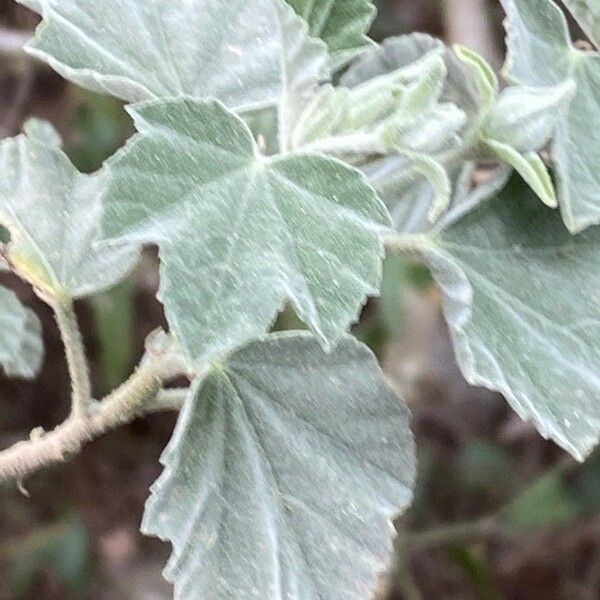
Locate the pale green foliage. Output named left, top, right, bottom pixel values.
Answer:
left=18, top=0, right=327, bottom=119
left=501, top=0, right=600, bottom=232
left=0, top=120, right=138, bottom=300
left=339, top=34, right=568, bottom=224
left=102, top=98, right=389, bottom=364
left=454, top=45, right=573, bottom=209
left=423, top=176, right=600, bottom=460
left=4, top=0, right=600, bottom=597
left=143, top=332, right=414, bottom=599
left=0, top=285, right=43, bottom=378
left=285, top=0, right=376, bottom=68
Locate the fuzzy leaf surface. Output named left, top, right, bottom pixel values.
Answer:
left=0, top=122, right=138, bottom=299
left=285, top=0, right=376, bottom=68
left=142, top=332, right=415, bottom=599
left=103, top=98, right=390, bottom=363
left=0, top=286, right=43, bottom=378
left=500, top=0, right=600, bottom=232
left=422, top=176, right=600, bottom=460
left=19, top=0, right=327, bottom=124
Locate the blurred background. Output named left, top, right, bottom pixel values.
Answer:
left=1, top=1, right=599, bottom=598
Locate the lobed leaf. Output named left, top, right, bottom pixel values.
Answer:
left=421, top=175, right=600, bottom=460
left=285, top=0, right=376, bottom=69
left=0, top=121, right=138, bottom=300
left=19, top=0, right=327, bottom=127
left=0, top=286, right=43, bottom=379
left=103, top=98, right=390, bottom=364
left=142, top=332, right=415, bottom=599
left=500, top=0, right=600, bottom=232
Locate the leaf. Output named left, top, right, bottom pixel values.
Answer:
left=142, top=332, right=415, bottom=599
left=285, top=0, right=376, bottom=69
left=563, top=0, right=600, bottom=49
left=0, top=121, right=138, bottom=300
left=484, top=140, right=557, bottom=208
left=421, top=175, right=600, bottom=460
left=19, top=0, right=327, bottom=125
left=454, top=45, right=569, bottom=209
left=0, top=285, right=43, bottom=378
left=398, top=152, right=451, bottom=222
left=453, top=44, right=498, bottom=115
left=342, top=34, right=482, bottom=126
left=103, top=98, right=390, bottom=364
left=500, top=0, right=600, bottom=232
left=483, top=82, right=576, bottom=153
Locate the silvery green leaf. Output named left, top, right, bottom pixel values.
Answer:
left=453, top=45, right=498, bottom=117
left=142, top=332, right=415, bottom=600
left=285, top=0, right=376, bottom=69
left=484, top=140, right=557, bottom=208
left=388, top=178, right=435, bottom=234
left=421, top=175, right=600, bottom=459
left=389, top=103, right=467, bottom=155
left=19, top=0, right=327, bottom=126
left=563, top=0, right=600, bottom=47
left=500, top=0, right=600, bottom=232
left=0, top=286, right=43, bottom=378
left=375, top=163, right=511, bottom=234
left=342, top=34, right=481, bottom=124
left=448, top=163, right=513, bottom=216
left=0, top=121, right=138, bottom=300
left=292, top=51, right=449, bottom=156
left=103, top=98, right=390, bottom=364
left=397, top=152, right=451, bottom=222
left=484, top=82, right=576, bottom=153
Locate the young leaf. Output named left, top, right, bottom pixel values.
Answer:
left=285, top=0, right=376, bottom=69
left=0, top=121, right=139, bottom=300
left=103, top=98, right=390, bottom=364
left=483, top=140, right=557, bottom=208
left=453, top=44, right=498, bottom=115
left=0, top=286, right=43, bottom=378
left=342, top=34, right=482, bottom=125
left=142, top=332, right=415, bottom=599
left=500, top=0, right=600, bottom=232
left=19, top=0, right=327, bottom=122
left=483, top=82, right=576, bottom=153
left=421, top=175, right=600, bottom=460
left=455, top=46, right=568, bottom=210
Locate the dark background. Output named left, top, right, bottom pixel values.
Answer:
left=1, top=1, right=599, bottom=598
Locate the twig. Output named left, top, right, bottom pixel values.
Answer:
left=0, top=332, right=185, bottom=484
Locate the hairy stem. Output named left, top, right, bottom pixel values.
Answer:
left=53, top=298, right=92, bottom=417
left=0, top=332, right=184, bottom=484
left=384, top=234, right=430, bottom=256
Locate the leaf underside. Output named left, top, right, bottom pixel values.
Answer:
left=423, top=175, right=600, bottom=460
left=143, top=332, right=415, bottom=600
